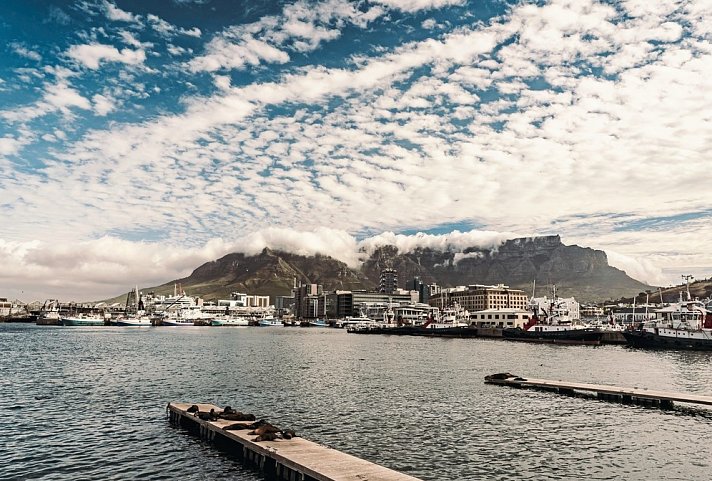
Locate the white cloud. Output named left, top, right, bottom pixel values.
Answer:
left=103, top=1, right=138, bottom=23
left=92, top=93, right=115, bottom=116
left=10, top=42, right=42, bottom=61
left=147, top=13, right=201, bottom=38
left=372, top=0, right=465, bottom=12
left=67, top=43, right=146, bottom=69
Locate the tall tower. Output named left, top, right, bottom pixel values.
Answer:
left=379, top=268, right=398, bottom=294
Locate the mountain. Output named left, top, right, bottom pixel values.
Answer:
left=135, top=247, right=371, bottom=301
left=360, top=235, right=650, bottom=302
left=107, top=235, right=650, bottom=304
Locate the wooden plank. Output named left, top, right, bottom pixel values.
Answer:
left=168, top=402, right=421, bottom=481
left=485, top=375, right=712, bottom=406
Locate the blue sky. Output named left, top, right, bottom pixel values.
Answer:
left=1, top=0, right=711, bottom=300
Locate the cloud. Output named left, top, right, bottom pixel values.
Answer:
left=372, top=0, right=466, bottom=12
left=103, top=1, right=138, bottom=23
left=605, top=250, right=667, bottom=286
left=66, top=43, right=146, bottom=69
left=147, top=13, right=202, bottom=38
left=10, top=42, right=42, bottom=62
left=92, top=93, right=115, bottom=116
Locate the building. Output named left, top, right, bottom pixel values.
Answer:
left=470, top=309, right=532, bottom=329
left=0, top=298, right=11, bottom=317
left=428, top=284, right=529, bottom=312
left=379, top=268, right=398, bottom=294
left=325, top=290, right=418, bottom=318
left=293, top=284, right=324, bottom=319
left=531, top=296, right=580, bottom=321
left=406, top=277, right=429, bottom=304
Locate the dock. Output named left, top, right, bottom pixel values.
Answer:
left=167, top=402, right=422, bottom=481
left=484, top=373, right=712, bottom=409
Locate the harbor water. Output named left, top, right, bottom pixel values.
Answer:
left=1, top=323, right=711, bottom=480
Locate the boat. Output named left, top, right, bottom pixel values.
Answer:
left=61, top=314, right=106, bottom=327
left=36, top=300, right=61, bottom=325
left=258, top=315, right=282, bottom=327
left=623, top=283, right=712, bottom=350
left=502, top=285, right=603, bottom=345
left=115, top=286, right=154, bottom=327
left=336, top=316, right=376, bottom=329
left=211, top=316, right=249, bottom=327
left=307, top=319, right=329, bottom=328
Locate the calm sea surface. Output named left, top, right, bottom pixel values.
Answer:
left=1, top=323, right=711, bottom=480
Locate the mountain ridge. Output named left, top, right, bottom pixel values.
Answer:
left=103, top=235, right=651, bottom=304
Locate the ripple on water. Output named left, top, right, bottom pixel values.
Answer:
left=1, top=324, right=712, bottom=480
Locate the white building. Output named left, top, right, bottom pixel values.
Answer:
left=470, top=309, right=532, bottom=329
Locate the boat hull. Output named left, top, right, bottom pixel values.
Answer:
left=211, top=318, right=249, bottom=327
left=502, top=327, right=603, bottom=345
left=623, top=330, right=712, bottom=351
left=61, top=317, right=105, bottom=327
left=116, top=318, right=153, bottom=327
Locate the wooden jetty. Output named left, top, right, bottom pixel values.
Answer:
left=484, top=373, right=712, bottom=409
left=167, top=402, right=421, bottom=481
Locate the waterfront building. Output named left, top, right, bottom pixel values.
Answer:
left=610, top=306, right=659, bottom=324
left=0, top=298, right=12, bottom=317
left=470, top=309, right=531, bottom=329
left=326, top=290, right=418, bottom=318
left=531, top=295, right=580, bottom=321
left=293, top=283, right=324, bottom=319
left=428, top=284, right=529, bottom=312
left=379, top=268, right=398, bottom=294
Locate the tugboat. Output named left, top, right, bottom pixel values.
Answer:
left=623, top=276, right=712, bottom=350
left=502, top=285, right=603, bottom=345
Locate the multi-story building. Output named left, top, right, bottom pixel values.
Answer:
left=293, top=283, right=324, bottom=319
left=406, top=277, right=429, bottom=303
left=428, top=284, right=529, bottom=312
left=379, top=268, right=398, bottom=294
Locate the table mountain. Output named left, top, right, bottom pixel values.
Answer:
left=114, top=235, right=650, bottom=303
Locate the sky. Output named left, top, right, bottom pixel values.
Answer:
left=1, top=0, right=711, bottom=301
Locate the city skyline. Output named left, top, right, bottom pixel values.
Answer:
left=1, top=0, right=711, bottom=300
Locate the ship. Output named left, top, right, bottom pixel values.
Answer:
left=623, top=279, right=712, bottom=350
left=501, top=284, right=603, bottom=345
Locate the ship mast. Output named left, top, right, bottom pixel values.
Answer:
left=682, top=275, right=694, bottom=301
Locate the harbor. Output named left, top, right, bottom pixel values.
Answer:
left=3, top=322, right=711, bottom=480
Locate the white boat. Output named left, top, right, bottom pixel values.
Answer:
left=336, top=316, right=376, bottom=328
left=162, top=317, right=195, bottom=327
left=116, top=315, right=153, bottom=327
left=116, top=286, right=153, bottom=327
left=623, top=282, right=712, bottom=350
left=162, top=306, right=211, bottom=326
left=258, top=316, right=282, bottom=327
left=211, top=316, right=249, bottom=327
left=423, top=303, right=469, bottom=329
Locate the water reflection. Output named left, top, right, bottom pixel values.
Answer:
left=1, top=324, right=711, bottom=480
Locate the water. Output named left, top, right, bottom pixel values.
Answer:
left=1, top=324, right=711, bottom=480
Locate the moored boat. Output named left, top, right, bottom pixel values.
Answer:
left=623, top=292, right=712, bottom=350
left=61, top=315, right=106, bottom=327
left=211, top=316, right=249, bottom=327
left=258, top=316, right=282, bottom=327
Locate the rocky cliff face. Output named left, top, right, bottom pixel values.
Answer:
left=129, top=236, right=650, bottom=303
left=361, top=236, right=649, bottom=302
left=148, top=248, right=371, bottom=300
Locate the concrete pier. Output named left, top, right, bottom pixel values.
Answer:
left=484, top=374, right=712, bottom=410
left=167, top=402, right=422, bottom=481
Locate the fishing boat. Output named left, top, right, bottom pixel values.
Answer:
left=623, top=279, right=712, bottom=350
left=36, top=300, right=61, bottom=325
left=258, top=315, right=282, bottom=327
left=115, top=286, right=154, bottom=327
left=211, top=316, right=249, bottom=327
left=61, top=314, right=106, bottom=327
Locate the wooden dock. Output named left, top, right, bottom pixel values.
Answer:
left=484, top=374, right=712, bottom=409
left=167, top=402, right=422, bottom=481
